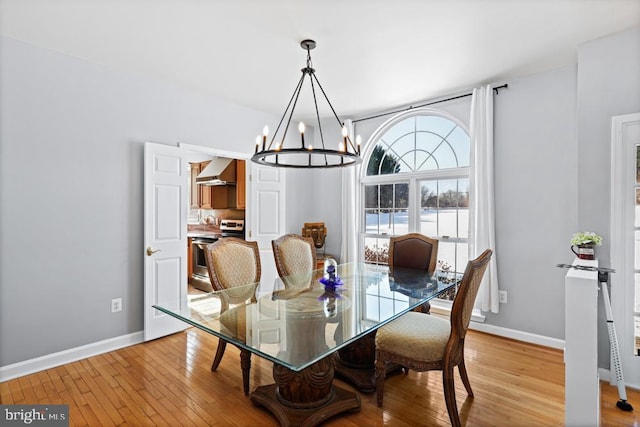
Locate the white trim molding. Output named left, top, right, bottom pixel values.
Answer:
left=431, top=299, right=563, bottom=349
left=469, top=322, right=565, bottom=350
left=430, top=300, right=486, bottom=323
left=0, top=331, right=144, bottom=382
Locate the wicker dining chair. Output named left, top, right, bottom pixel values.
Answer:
left=271, top=234, right=317, bottom=288
left=375, top=249, right=493, bottom=427
left=204, top=237, right=261, bottom=395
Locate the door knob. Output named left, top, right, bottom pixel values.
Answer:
left=146, top=246, right=161, bottom=256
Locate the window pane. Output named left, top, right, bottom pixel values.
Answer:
left=420, top=212, right=438, bottom=237
left=438, top=241, right=456, bottom=271
left=366, top=144, right=402, bottom=176
left=394, top=183, right=409, bottom=209
left=636, top=230, right=640, bottom=270
left=365, top=209, right=381, bottom=234
left=636, top=273, right=640, bottom=314
left=365, top=184, right=409, bottom=236
left=636, top=145, right=640, bottom=183
left=364, top=237, right=389, bottom=265
left=368, top=115, right=469, bottom=175
left=415, top=131, right=443, bottom=155
left=364, top=185, right=378, bottom=209
left=636, top=188, right=640, bottom=227
left=420, top=181, right=438, bottom=237
left=380, top=184, right=393, bottom=210
left=438, top=180, right=460, bottom=238
left=391, top=134, right=416, bottom=172
left=436, top=241, right=469, bottom=274
left=391, top=210, right=409, bottom=235
left=380, top=117, right=414, bottom=145
left=432, top=144, right=459, bottom=169
left=458, top=179, right=470, bottom=238
left=448, top=126, right=470, bottom=167
left=455, top=242, right=469, bottom=273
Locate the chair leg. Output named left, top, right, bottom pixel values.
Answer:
left=443, top=366, right=462, bottom=427
left=458, top=358, right=474, bottom=397
left=375, top=351, right=386, bottom=407
left=240, top=349, right=251, bottom=396
left=211, top=339, right=227, bottom=371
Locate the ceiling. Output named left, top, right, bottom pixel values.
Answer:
left=1, top=0, right=639, bottom=120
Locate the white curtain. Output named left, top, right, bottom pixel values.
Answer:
left=340, top=119, right=360, bottom=263
left=469, top=85, right=500, bottom=313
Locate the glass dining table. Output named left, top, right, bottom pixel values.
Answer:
left=153, top=262, right=459, bottom=427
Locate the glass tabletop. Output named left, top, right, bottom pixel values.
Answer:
left=153, top=263, right=460, bottom=372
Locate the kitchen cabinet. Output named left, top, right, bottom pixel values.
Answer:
left=199, top=162, right=213, bottom=209
left=189, top=159, right=246, bottom=209
left=190, top=163, right=201, bottom=209
left=236, top=160, right=246, bottom=209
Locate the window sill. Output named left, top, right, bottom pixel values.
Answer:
left=429, top=299, right=486, bottom=323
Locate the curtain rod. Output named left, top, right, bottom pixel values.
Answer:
left=352, top=84, right=508, bottom=124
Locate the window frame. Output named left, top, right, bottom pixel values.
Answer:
left=358, top=108, right=482, bottom=319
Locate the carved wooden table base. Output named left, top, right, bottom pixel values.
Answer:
left=250, top=356, right=360, bottom=427
left=334, top=331, right=404, bottom=393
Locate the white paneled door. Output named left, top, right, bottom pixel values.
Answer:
left=144, top=142, right=188, bottom=341
left=611, top=112, right=640, bottom=389
left=249, top=164, right=286, bottom=291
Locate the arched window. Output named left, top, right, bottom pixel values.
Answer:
left=361, top=109, right=470, bottom=276
left=366, top=114, right=469, bottom=175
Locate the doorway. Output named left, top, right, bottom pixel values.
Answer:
left=181, top=144, right=249, bottom=298
left=610, top=112, right=640, bottom=389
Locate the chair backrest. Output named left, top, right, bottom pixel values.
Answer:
left=301, top=222, right=327, bottom=249
left=205, top=238, right=261, bottom=297
left=272, top=234, right=316, bottom=287
left=450, top=249, right=493, bottom=341
left=388, top=233, right=439, bottom=274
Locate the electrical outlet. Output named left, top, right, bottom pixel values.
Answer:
left=499, top=290, right=508, bottom=304
left=111, top=298, right=122, bottom=313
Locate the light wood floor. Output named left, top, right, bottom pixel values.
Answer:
left=1, top=329, right=639, bottom=426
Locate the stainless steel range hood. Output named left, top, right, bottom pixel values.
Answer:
left=196, top=157, right=236, bottom=186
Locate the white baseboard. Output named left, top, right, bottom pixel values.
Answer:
left=599, top=368, right=640, bottom=391
left=469, top=321, right=566, bottom=350
left=599, top=368, right=611, bottom=383
left=0, top=331, right=144, bottom=382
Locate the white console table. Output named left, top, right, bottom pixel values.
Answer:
left=564, top=258, right=600, bottom=426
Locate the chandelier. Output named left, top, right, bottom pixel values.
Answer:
left=251, top=40, right=362, bottom=168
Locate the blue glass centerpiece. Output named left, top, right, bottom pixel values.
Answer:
left=318, top=258, right=343, bottom=291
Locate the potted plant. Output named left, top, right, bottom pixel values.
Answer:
left=570, top=232, right=603, bottom=260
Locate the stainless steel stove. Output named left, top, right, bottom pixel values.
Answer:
left=219, top=219, right=245, bottom=238
left=191, top=219, right=245, bottom=287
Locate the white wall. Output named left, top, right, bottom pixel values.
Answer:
left=487, top=65, right=578, bottom=338
left=283, top=119, right=345, bottom=260
left=350, top=74, right=577, bottom=341
left=0, top=36, right=276, bottom=366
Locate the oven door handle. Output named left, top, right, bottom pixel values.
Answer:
left=192, top=238, right=219, bottom=248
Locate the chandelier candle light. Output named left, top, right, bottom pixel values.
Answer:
left=251, top=39, right=362, bottom=168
